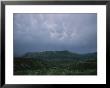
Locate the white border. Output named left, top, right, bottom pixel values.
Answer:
left=5, top=5, right=106, bottom=84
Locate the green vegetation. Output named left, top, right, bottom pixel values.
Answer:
left=14, top=51, right=97, bottom=75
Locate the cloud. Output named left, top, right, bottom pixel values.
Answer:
left=13, top=13, right=97, bottom=56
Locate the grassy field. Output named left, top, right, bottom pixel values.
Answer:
left=14, top=58, right=97, bottom=75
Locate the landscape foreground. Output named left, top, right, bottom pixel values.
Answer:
left=14, top=51, right=97, bottom=75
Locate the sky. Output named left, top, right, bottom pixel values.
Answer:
left=13, top=13, right=97, bottom=56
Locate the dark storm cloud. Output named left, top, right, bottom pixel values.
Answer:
left=13, top=13, right=97, bottom=56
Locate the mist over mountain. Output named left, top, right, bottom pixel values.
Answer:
left=14, top=13, right=97, bottom=57
left=14, top=13, right=97, bottom=75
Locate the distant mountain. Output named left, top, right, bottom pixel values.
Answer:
left=20, top=50, right=97, bottom=61
left=81, top=52, right=97, bottom=59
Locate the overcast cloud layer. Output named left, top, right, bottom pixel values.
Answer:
left=14, top=13, right=97, bottom=56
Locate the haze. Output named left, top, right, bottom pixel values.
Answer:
left=13, top=13, right=97, bottom=56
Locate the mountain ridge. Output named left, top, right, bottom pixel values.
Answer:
left=18, top=50, right=97, bottom=61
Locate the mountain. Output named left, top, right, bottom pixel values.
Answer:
left=20, top=50, right=97, bottom=61
left=81, top=52, right=97, bottom=59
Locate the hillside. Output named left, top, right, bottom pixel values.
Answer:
left=21, top=50, right=97, bottom=61
left=14, top=51, right=97, bottom=75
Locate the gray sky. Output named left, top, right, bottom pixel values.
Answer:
left=13, top=13, right=97, bottom=56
